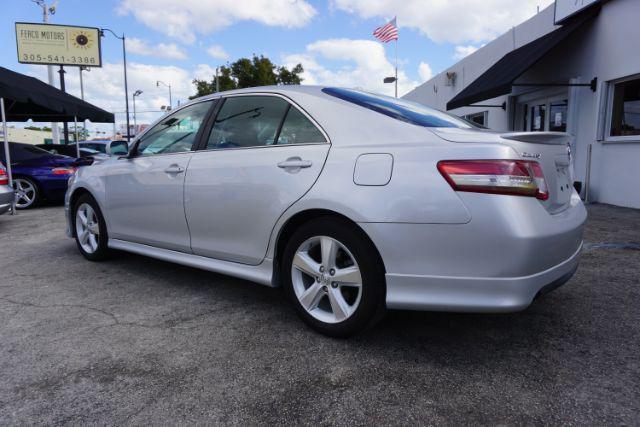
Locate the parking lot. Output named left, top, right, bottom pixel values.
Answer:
left=0, top=203, right=638, bottom=424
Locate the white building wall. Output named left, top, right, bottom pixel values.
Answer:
left=404, top=0, right=640, bottom=209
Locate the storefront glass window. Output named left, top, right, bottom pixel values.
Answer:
left=610, top=77, right=640, bottom=137
left=530, top=104, right=546, bottom=132
left=549, top=99, right=568, bottom=132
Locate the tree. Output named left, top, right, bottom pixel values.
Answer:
left=191, top=55, right=304, bottom=99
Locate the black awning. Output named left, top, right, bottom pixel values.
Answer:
left=0, top=66, right=114, bottom=123
left=446, top=11, right=595, bottom=111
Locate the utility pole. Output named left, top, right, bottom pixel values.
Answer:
left=79, top=66, right=88, bottom=137
left=33, top=0, right=61, bottom=144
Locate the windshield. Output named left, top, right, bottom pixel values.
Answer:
left=322, top=87, right=472, bottom=129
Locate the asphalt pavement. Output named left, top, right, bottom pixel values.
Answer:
left=0, top=203, right=638, bottom=425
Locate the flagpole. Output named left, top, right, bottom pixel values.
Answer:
left=394, top=38, right=398, bottom=98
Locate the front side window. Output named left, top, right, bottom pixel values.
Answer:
left=322, top=87, right=472, bottom=129
left=206, top=96, right=289, bottom=149
left=137, top=101, right=213, bottom=156
left=610, top=77, right=640, bottom=137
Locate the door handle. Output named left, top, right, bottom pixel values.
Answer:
left=277, top=158, right=312, bottom=169
left=164, top=165, right=185, bottom=174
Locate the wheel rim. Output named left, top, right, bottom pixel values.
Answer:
left=75, top=203, right=100, bottom=254
left=291, top=236, right=363, bottom=324
left=13, top=179, right=36, bottom=208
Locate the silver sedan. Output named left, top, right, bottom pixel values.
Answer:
left=65, top=86, right=586, bottom=337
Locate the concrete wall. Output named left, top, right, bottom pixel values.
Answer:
left=0, top=127, right=52, bottom=145
left=404, top=0, right=640, bottom=209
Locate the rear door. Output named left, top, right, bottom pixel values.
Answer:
left=184, top=94, right=330, bottom=265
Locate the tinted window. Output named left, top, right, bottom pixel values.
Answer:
left=207, top=96, right=289, bottom=149
left=0, top=143, right=50, bottom=164
left=277, top=107, right=326, bottom=144
left=322, top=87, right=472, bottom=129
left=137, top=101, right=213, bottom=156
left=83, top=143, right=106, bottom=153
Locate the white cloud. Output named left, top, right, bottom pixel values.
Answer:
left=333, top=0, right=555, bottom=44
left=453, top=45, right=480, bottom=59
left=205, top=45, right=229, bottom=60
left=118, top=0, right=317, bottom=44
left=282, top=38, right=419, bottom=97
left=127, top=37, right=188, bottom=60
left=27, top=62, right=201, bottom=135
left=418, top=62, right=433, bottom=82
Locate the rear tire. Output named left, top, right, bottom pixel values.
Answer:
left=281, top=217, right=386, bottom=338
left=72, top=194, right=110, bottom=261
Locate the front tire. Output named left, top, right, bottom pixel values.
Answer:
left=13, top=177, right=39, bottom=209
left=281, top=218, right=386, bottom=337
left=72, top=194, right=110, bottom=261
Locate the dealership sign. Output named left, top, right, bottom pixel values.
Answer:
left=15, top=23, right=102, bottom=67
left=554, top=0, right=601, bottom=24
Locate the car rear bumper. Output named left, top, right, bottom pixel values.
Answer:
left=384, top=242, right=581, bottom=312
left=359, top=192, right=586, bottom=313
left=0, top=185, right=14, bottom=215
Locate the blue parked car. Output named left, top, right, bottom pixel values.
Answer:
left=0, top=142, right=76, bottom=209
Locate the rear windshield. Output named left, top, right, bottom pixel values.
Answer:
left=0, top=143, right=51, bottom=164
left=322, top=87, right=472, bottom=129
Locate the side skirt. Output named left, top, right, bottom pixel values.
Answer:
left=108, top=239, right=275, bottom=287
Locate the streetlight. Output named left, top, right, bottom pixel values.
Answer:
left=156, top=81, right=172, bottom=110
left=383, top=76, right=398, bottom=97
left=132, top=90, right=143, bottom=135
left=100, top=28, right=131, bottom=142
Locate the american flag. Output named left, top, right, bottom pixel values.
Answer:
left=373, top=17, right=398, bottom=43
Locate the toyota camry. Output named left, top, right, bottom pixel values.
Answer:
left=65, top=86, right=586, bottom=337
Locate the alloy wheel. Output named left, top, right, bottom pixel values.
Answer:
left=291, top=236, right=363, bottom=324
left=75, top=203, right=100, bottom=254
left=13, top=178, right=36, bottom=208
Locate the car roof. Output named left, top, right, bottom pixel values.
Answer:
left=197, top=85, right=326, bottom=100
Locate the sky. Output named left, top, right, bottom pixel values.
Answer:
left=1, top=0, right=553, bottom=135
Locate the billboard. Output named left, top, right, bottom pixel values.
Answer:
left=554, top=0, right=601, bottom=24
left=15, top=23, right=102, bottom=67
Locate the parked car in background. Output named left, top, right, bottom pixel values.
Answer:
left=36, top=144, right=109, bottom=160
left=79, top=140, right=129, bottom=156
left=0, top=163, right=14, bottom=215
left=66, top=86, right=586, bottom=337
left=1, top=142, right=75, bottom=209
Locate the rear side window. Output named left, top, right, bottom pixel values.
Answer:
left=277, top=107, right=326, bottom=145
left=207, top=96, right=289, bottom=149
left=322, top=87, right=472, bottom=129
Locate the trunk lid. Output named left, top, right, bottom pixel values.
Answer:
left=432, top=128, right=573, bottom=214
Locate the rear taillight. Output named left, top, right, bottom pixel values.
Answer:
left=52, top=167, right=76, bottom=175
left=0, top=168, right=7, bottom=185
left=437, top=160, right=549, bottom=201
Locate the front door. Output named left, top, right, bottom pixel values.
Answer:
left=185, top=94, right=330, bottom=265
left=106, top=100, right=214, bottom=252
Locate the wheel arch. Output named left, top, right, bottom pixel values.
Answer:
left=68, top=187, right=96, bottom=238
left=272, top=208, right=387, bottom=287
